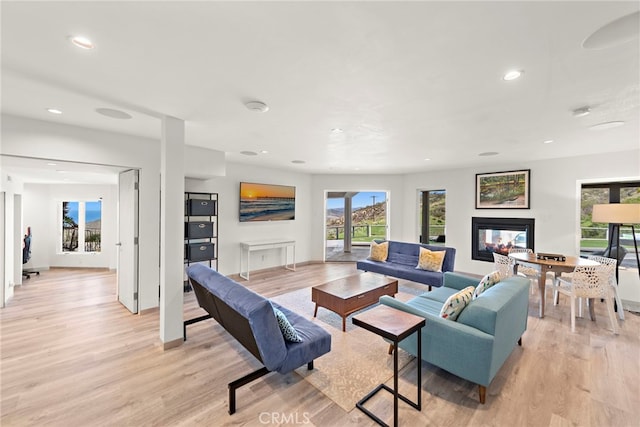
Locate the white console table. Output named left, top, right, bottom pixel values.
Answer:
left=239, top=239, right=296, bottom=280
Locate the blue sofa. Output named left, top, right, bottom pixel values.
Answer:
left=356, top=240, right=456, bottom=288
left=379, top=271, right=529, bottom=404
left=186, top=264, right=331, bottom=414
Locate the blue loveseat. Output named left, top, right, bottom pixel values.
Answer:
left=356, top=240, right=456, bottom=288
left=379, top=271, right=529, bottom=404
left=186, top=264, right=331, bottom=414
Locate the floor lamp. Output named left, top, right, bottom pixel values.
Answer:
left=592, top=203, right=640, bottom=283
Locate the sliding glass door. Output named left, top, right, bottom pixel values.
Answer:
left=325, top=191, right=388, bottom=262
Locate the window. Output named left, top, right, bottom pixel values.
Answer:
left=61, top=200, right=102, bottom=253
left=419, top=190, right=446, bottom=245
left=580, top=182, right=639, bottom=262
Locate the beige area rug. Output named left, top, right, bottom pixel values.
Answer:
left=271, top=287, right=417, bottom=411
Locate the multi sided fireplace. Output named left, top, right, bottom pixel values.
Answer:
left=472, top=217, right=535, bottom=262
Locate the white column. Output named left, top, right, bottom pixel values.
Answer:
left=159, top=116, right=185, bottom=347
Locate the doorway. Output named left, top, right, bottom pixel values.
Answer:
left=0, top=155, right=138, bottom=312
left=325, top=191, right=388, bottom=262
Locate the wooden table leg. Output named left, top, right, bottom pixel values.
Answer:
left=538, top=274, right=546, bottom=318
left=313, top=303, right=318, bottom=317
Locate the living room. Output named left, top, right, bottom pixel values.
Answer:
left=1, top=1, right=639, bottom=425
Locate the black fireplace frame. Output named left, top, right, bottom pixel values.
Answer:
left=472, top=217, right=535, bottom=262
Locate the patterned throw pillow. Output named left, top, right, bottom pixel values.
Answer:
left=416, top=247, right=446, bottom=272
left=440, top=286, right=475, bottom=321
left=273, top=307, right=303, bottom=343
left=474, top=270, right=502, bottom=298
left=368, top=241, right=389, bottom=262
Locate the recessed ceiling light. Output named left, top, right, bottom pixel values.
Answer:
left=260, top=150, right=269, bottom=154
left=331, top=128, right=344, bottom=134
left=95, top=108, right=132, bottom=119
left=543, top=140, right=554, bottom=144
left=245, top=101, right=269, bottom=112
left=291, top=160, right=306, bottom=164
left=70, top=36, right=94, bottom=50
left=424, top=158, right=431, bottom=161
left=503, top=70, right=523, bottom=81
left=240, top=151, right=258, bottom=156
left=47, top=108, right=62, bottom=114
left=589, top=121, right=625, bottom=131
left=572, top=106, right=591, bottom=117
left=478, top=151, right=499, bottom=156
left=56, top=170, right=68, bottom=174
left=46, top=162, right=57, bottom=166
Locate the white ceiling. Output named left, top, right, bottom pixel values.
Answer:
left=1, top=1, right=639, bottom=183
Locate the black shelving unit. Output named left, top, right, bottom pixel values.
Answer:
left=184, top=192, right=218, bottom=292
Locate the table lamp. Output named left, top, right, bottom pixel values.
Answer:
left=592, top=203, right=640, bottom=281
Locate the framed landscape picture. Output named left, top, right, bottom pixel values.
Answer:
left=476, top=169, right=530, bottom=209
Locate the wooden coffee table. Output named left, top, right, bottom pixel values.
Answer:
left=312, top=273, right=398, bottom=332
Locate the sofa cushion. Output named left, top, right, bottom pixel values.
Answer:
left=273, top=306, right=303, bottom=342
left=416, top=247, right=446, bottom=272
left=418, top=286, right=459, bottom=304
left=474, top=271, right=502, bottom=298
left=440, top=286, right=475, bottom=320
left=458, top=278, right=529, bottom=336
left=402, top=295, right=445, bottom=316
left=272, top=303, right=333, bottom=373
left=386, top=241, right=420, bottom=266
left=368, top=240, right=389, bottom=261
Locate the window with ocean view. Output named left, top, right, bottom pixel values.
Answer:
left=61, top=200, right=102, bottom=253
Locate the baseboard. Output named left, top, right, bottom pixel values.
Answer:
left=162, top=337, right=183, bottom=351
left=228, top=261, right=314, bottom=281
left=23, top=266, right=49, bottom=272
left=622, top=299, right=640, bottom=314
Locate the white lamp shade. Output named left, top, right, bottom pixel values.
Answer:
left=592, top=203, right=640, bottom=224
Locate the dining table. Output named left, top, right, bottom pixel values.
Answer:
left=509, top=252, right=599, bottom=318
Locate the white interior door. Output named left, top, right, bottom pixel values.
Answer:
left=117, top=169, right=139, bottom=313
left=1, top=192, right=5, bottom=307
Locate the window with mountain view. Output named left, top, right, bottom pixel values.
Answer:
left=62, top=200, right=102, bottom=253
left=326, top=192, right=387, bottom=243
left=419, top=190, right=446, bottom=245
left=580, top=182, right=639, bottom=269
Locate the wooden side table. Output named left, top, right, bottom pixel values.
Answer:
left=352, top=305, right=425, bottom=427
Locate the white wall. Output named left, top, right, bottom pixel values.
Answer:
left=186, top=162, right=313, bottom=275
left=23, top=183, right=117, bottom=270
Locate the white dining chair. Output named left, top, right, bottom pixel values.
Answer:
left=508, top=247, right=554, bottom=295
left=586, top=255, right=624, bottom=321
left=553, top=264, right=619, bottom=334
left=492, top=252, right=513, bottom=279
left=554, top=255, right=624, bottom=321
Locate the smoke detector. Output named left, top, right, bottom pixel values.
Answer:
left=245, top=101, right=269, bottom=112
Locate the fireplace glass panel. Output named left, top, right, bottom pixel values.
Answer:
left=472, top=217, right=535, bottom=262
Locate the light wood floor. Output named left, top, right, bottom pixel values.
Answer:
left=2, top=265, right=639, bottom=426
